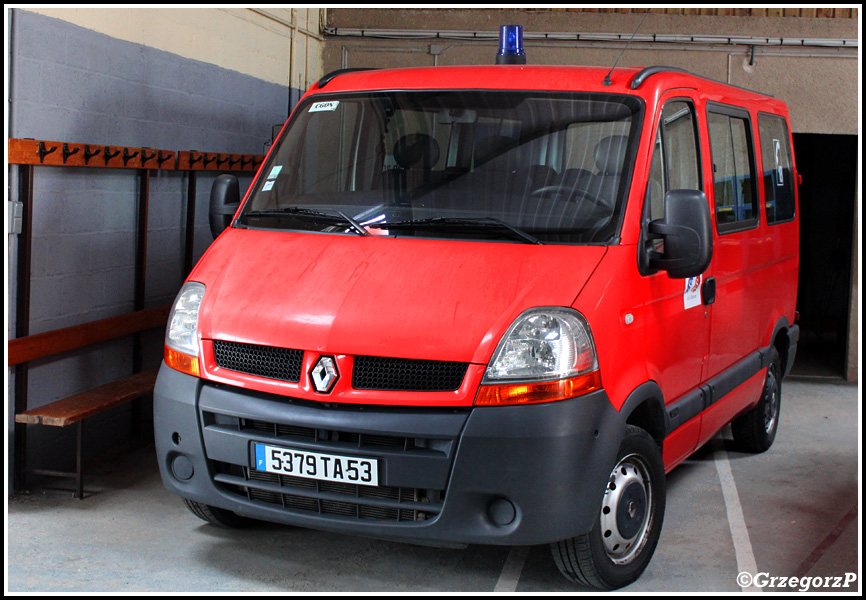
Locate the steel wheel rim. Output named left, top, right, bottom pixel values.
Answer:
left=764, top=365, right=779, bottom=434
left=599, top=453, right=653, bottom=565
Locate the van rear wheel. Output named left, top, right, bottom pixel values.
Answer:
left=551, top=425, right=666, bottom=589
left=731, top=347, right=781, bottom=453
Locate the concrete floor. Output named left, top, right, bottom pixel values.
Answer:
left=6, top=378, right=861, bottom=593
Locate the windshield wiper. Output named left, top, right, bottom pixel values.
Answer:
left=242, top=207, right=370, bottom=237
left=368, top=217, right=542, bottom=245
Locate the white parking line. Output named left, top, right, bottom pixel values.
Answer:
left=494, top=546, right=529, bottom=592
left=713, top=437, right=762, bottom=593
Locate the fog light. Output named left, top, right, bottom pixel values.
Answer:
left=171, top=454, right=194, bottom=481
left=488, top=498, right=516, bottom=526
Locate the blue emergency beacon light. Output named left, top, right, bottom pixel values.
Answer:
left=496, top=25, right=526, bottom=64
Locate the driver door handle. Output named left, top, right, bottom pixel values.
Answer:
left=702, top=277, right=716, bottom=305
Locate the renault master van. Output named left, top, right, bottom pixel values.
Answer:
left=155, top=48, right=799, bottom=588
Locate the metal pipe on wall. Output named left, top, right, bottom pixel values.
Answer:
left=324, top=27, right=858, bottom=49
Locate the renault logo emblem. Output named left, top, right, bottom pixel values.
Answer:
left=311, top=356, right=339, bottom=393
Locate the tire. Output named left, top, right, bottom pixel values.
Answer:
left=183, top=499, right=252, bottom=528
left=731, top=347, right=781, bottom=453
left=551, top=425, right=666, bottom=589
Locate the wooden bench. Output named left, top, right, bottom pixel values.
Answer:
left=10, top=304, right=170, bottom=498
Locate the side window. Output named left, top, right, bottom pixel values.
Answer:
left=647, top=129, right=665, bottom=222
left=707, top=107, right=758, bottom=232
left=646, top=100, right=701, bottom=223
left=758, top=114, right=796, bottom=223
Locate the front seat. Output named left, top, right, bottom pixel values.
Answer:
left=586, top=135, right=629, bottom=207
left=390, top=133, right=441, bottom=194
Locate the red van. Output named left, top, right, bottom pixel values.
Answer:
left=154, top=46, right=799, bottom=588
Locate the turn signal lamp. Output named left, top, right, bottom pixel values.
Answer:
left=164, top=347, right=200, bottom=377
left=476, top=371, right=601, bottom=406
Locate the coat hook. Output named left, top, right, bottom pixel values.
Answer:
left=216, top=154, right=230, bottom=167
left=62, top=143, right=80, bottom=164
left=83, top=145, right=100, bottom=165
left=37, top=141, right=58, bottom=163
left=230, top=155, right=242, bottom=169
left=241, top=156, right=253, bottom=169
left=157, top=150, right=173, bottom=168
left=202, top=153, right=217, bottom=168
left=189, top=152, right=202, bottom=168
left=103, top=146, right=120, bottom=165
left=123, top=147, right=140, bottom=167
left=141, top=148, right=156, bottom=166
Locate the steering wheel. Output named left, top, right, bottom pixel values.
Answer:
left=531, top=185, right=606, bottom=209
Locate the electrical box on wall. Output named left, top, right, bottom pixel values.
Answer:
left=8, top=200, right=24, bottom=235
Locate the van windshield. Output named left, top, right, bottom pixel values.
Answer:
left=238, top=91, right=643, bottom=244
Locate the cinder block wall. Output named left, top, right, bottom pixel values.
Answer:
left=7, top=8, right=326, bottom=478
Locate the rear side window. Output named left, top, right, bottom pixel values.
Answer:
left=758, top=113, right=796, bottom=223
left=707, top=105, right=758, bottom=233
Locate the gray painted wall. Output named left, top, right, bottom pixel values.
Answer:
left=7, top=9, right=297, bottom=474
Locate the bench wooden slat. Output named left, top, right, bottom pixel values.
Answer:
left=14, top=368, right=159, bottom=427
left=7, top=304, right=171, bottom=366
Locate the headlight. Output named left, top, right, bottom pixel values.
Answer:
left=485, top=308, right=597, bottom=381
left=477, top=308, right=600, bottom=406
left=164, top=282, right=205, bottom=376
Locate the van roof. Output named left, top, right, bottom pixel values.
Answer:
left=312, top=64, right=783, bottom=109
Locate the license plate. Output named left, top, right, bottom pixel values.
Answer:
left=253, top=443, right=379, bottom=487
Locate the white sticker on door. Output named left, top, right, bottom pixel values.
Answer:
left=684, top=275, right=702, bottom=310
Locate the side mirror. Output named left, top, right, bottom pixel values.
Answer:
left=209, top=174, right=240, bottom=239
left=647, top=189, right=712, bottom=279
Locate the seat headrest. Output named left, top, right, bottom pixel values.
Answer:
left=393, top=133, right=440, bottom=169
left=594, top=135, right=629, bottom=176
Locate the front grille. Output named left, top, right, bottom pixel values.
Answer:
left=243, top=419, right=418, bottom=451
left=211, top=341, right=468, bottom=392
left=352, top=356, right=469, bottom=391
left=215, top=467, right=443, bottom=522
left=213, top=340, right=303, bottom=382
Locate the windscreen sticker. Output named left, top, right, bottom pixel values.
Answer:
left=266, top=166, right=283, bottom=180
left=684, top=275, right=702, bottom=310
left=310, top=100, right=340, bottom=113
left=261, top=181, right=275, bottom=192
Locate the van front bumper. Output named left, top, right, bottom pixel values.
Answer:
left=154, top=363, right=625, bottom=546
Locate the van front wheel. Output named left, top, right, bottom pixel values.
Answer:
left=731, top=347, right=782, bottom=453
left=551, top=425, right=666, bottom=589
left=183, top=499, right=252, bottom=528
